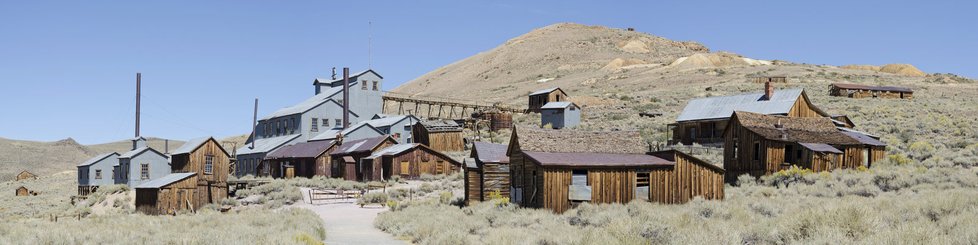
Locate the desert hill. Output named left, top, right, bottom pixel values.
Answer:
left=0, top=137, right=184, bottom=182
left=840, top=64, right=927, bottom=76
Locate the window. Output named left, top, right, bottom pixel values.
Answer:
left=362, top=81, right=368, bottom=90
left=636, top=171, right=650, bottom=201
left=753, top=142, right=761, bottom=161
left=204, top=155, right=214, bottom=174
left=862, top=148, right=870, bottom=166
left=311, top=118, right=319, bottom=132
left=404, top=123, right=412, bottom=131
left=572, top=170, right=588, bottom=186
left=785, top=145, right=794, bottom=164
left=141, top=164, right=149, bottom=180
left=372, top=81, right=379, bottom=91
left=335, top=119, right=342, bottom=127
left=323, top=119, right=329, bottom=128
left=95, top=170, right=102, bottom=179
left=393, top=133, right=401, bottom=139
left=732, top=141, right=739, bottom=159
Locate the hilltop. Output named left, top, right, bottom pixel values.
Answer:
left=0, top=137, right=185, bottom=182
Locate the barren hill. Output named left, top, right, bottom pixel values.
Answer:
left=0, top=137, right=184, bottom=182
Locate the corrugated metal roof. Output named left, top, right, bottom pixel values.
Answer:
left=331, top=136, right=391, bottom=155
left=523, top=151, right=673, bottom=167
left=367, top=143, right=419, bottom=158
left=313, top=70, right=382, bottom=84
left=308, top=122, right=384, bottom=141
left=832, top=83, right=913, bottom=93
left=236, top=134, right=300, bottom=155
left=464, top=158, right=478, bottom=169
left=799, top=143, right=843, bottom=154
left=541, top=101, right=576, bottom=110
left=473, top=142, right=509, bottom=163
left=170, top=137, right=211, bottom=155
left=676, top=88, right=804, bottom=122
left=841, top=131, right=887, bottom=146
left=262, top=87, right=343, bottom=120
left=364, top=115, right=416, bottom=128
left=265, top=140, right=335, bottom=159
left=119, top=147, right=165, bottom=159
left=135, top=172, right=196, bottom=189
left=78, top=152, right=119, bottom=167
left=530, top=87, right=560, bottom=96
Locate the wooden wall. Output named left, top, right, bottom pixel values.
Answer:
left=315, top=147, right=335, bottom=177
left=16, top=187, right=29, bottom=196
left=648, top=153, right=724, bottom=204
left=465, top=168, right=482, bottom=205
left=135, top=175, right=198, bottom=215
left=170, top=139, right=230, bottom=207
left=528, top=90, right=569, bottom=112
left=787, top=94, right=825, bottom=118
left=479, top=162, right=510, bottom=203
left=425, top=131, right=465, bottom=152
left=384, top=146, right=459, bottom=179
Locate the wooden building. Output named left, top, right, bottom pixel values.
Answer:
left=15, top=186, right=33, bottom=196
left=829, top=83, right=913, bottom=99
left=722, top=111, right=886, bottom=182
left=465, top=142, right=510, bottom=205
left=264, top=140, right=337, bottom=179
left=540, top=102, right=581, bottom=129
left=671, top=82, right=835, bottom=145
left=136, top=137, right=232, bottom=215
left=413, top=120, right=465, bottom=152
left=361, top=143, right=462, bottom=181
left=329, top=136, right=397, bottom=181
left=528, top=87, right=569, bottom=113
left=77, top=152, right=120, bottom=196
left=16, top=171, right=37, bottom=181
left=135, top=172, right=199, bottom=215
left=508, top=127, right=725, bottom=213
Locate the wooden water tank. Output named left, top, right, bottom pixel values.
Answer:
left=484, top=112, right=512, bottom=131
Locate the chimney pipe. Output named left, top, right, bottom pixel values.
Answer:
left=251, top=98, right=258, bottom=149
left=331, top=67, right=337, bottom=80
left=764, top=81, right=774, bottom=100
left=343, top=67, right=350, bottom=129
left=165, top=139, right=169, bottom=154
left=135, top=73, right=141, bottom=138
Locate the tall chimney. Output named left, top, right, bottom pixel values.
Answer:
left=764, top=81, right=774, bottom=100
left=165, top=139, right=169, bottom=154
left=342, top=67, right=350, bottom=129
left=135, top=73, right=141, bottom=138
left=251, top=98, right=258, bottom=149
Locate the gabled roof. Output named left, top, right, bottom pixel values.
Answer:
left=648, top=150, right=725, bottom=172
left=831, top=83, right=913, bottom=93
left=236, top=134, right=300, bottom=155
left=308, top=122, right=384, bottom=142
left=262, top=87, right=343, bottom=120
left=524, top=151, right=671, bottom=167
left=472, top=142, right=509, bottom=163
left=313, top=70, right=383, bottom=85
left=417, top=120, right=462, bottom=132
left=541, top=101, right=578, bottom=110
left=135, top=172, right=196, bottom=189
left=529, top=87, right=565, bottom=96
left=78, top=152, right=119, bottom=167
left=330, top=136, right=395, bottom=155
left=363, top=115, right=418, bottom=129
left=119, top=147, right=167, bottom=159
left=677, top=88, right=808, bottom=122
left=841, top=130, right=887, bottom=147
left=510, top=126, right=647, bottom=155
left=731, top=111, right=862, bottom=145
left=366, top=143, right=462, bottom=166
left=265, top=140, right=336, bottom=159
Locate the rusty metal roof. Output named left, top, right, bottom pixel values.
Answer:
left=265, top=140, right=335, bottom=159
left=734, top=111, right=862, bottom=145
left=473, top=141, right=509, bottom=163
left=831, top=83, right=913, bottom=93
left=523, top=151, right=672, bottom=167
left=330, top=136, right=392, bottom=155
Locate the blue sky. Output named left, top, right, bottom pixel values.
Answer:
left=1, top=1, right=974, bottom=144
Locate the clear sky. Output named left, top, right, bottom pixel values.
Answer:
left=1, top=1, right=974, bottom=144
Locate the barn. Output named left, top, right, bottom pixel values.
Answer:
left=540, top=102, right=581, bottom=129
left=509, top=127, right=724, bottom=213
left=329, top=136, right=397, bottom=181
left=135, top=172, right=199, bottom=215
left=360, top=143, right=461, bottom=181
left=264, top=140, right=337, bottom=178
left=413, top=120, right=465, bottom=152
left=16, top=171, right=37, bottom=181
left=829, top=83, right=913, bottom=99
left=167, top=137, right=232, bottom=206
left=528, top=87, right=569, bottom=113
left=465, top=142, right=510, bottom=205
left=722, top=111, right=887, bottom=182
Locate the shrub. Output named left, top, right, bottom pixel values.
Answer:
left=358, top=192, right=389, bottom=207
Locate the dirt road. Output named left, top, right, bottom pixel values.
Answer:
left=295, top=188, right=405, bottom=245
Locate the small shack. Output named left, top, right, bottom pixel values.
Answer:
left=540, top=102, right=581, bottom=129
left=329, top=136, right=397, bottom=181
left=135, top=172, right=199, bottom=215
left=528, top=87, right=569, bottom=113
left=264, top=140, right=337, bottom=179
left=829, top=83, right=913, bottom=99
left=465, top=142, right=510, bottom=205
left=168, top=137, right=232, bottom=206
left=16, top=171, right=37, bottom=181
left=413, top=120, right=465, bottom=152
left=16, top=186, right=36, bottom=196
left=361, top=143, right=462, bottom=181
left=722, top=111, right=886, bottom=182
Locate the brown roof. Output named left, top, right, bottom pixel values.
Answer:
left=732, top=111, right=862, bottom=145
left=831, top=83, right=913, bottom=93
left=513, top=126, right=647, bottom=154
left=265, top=140, right=335, bottom=159
left=472, top=142, right=509, bottom=163
left=524, top=151, right=672, bottom=167
left=331, top=136, right=394, bottom=155
left=418, top=120, right=462, bottom=132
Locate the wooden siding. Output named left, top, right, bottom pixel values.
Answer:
left=465, top=168, right=482, bottom=205
left=135, top=175, right=199, bottom=215
left=384, top=146, right=459, bottom=179
left=830, top=88, right=913, bottom=100
left=171, top=139, right=230, bottom=206
left=413, top=125, right=465, bottom=152
left=16, top=171, right=37, bottom=181
left=528, top=89, right=569, bottom=112
left=786, top=94, right=825, bottom=118
left=16, top=187, right=29, bottom=196
left=479, top=162, right=510, bottom=202
left=648, top=153, right=724, bottom=204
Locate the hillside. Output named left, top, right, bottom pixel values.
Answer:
left=0, top=137, right=185, bottom=182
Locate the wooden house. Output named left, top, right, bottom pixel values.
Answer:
left=361, top=143, right=462, bottom=181
left=264, top=140, right=337, bottom=179
left=722, top=111, right=886, bottom=182
left=508, top=127, right=725, bottom=213
left=15, top=186, right=33, bottom=196
left=413, top=120, right=465, bottom=152
left=528, top=87, right=569, bottom=113
left=16, top=171, right=37, bottom=181
left=135, top=172, right=199, bottom=215
left=167, top=137, right=232, bottom=206
left=670, top=82, right=835, bottom=145
left=540, top=102, right=581, bottom=129
left=829, top=83, right=913, bottom=99
left=77, top=152, right=120, bottom=196
left=329, top=136, right=397, bottom=181
left=465, top=142, right=510, bottom=205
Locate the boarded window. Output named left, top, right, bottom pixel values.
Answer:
left=863, top=148, right=870, bottom=165
left=311, top=118, right=319, bottom=132
left=95, top=170, right=102, bottom=179
left=572, top=170, right=588, bottom=186
left=362, top=81, right=368, bottom=90
left=753, top=142, right=760, bottom=161
left=400, top=161, right=410, bottom=176
left=141, top=164, right=149, bottom=180
left=635, top=171, right=650, bottom=201
left=205, top=155, right=214, bottom=174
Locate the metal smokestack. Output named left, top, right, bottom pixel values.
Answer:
left=251, top=98, right=258, bottom=149
left=343, top=67, right=350, bottom=129
left=135, top=73, right=141, bottom=138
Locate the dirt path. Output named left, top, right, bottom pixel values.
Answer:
left=294, top=188, right=405, bottom=245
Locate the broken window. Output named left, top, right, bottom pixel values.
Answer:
left=311, top=118, right=319, bottom=132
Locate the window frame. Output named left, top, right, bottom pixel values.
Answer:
left=372, top=81, right=379, bottom=91
left=311, top=118, right=319, bottom=132
left=204, top=155, right=214, bottom=175
left=140, top=163, right=149, bottom=180
left=95, top=169, right=102, bottom=179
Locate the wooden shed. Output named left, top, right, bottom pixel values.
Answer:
left=465, top=142, right=510, bottom=205
left=264, top=140, right=337, bottom=179
left=413, top=120, right=465, bottom=152
left=15, top=186, right=33, bottom=196
left=16, top=171, right=37, bottom=181
left=167, top=137, right=232, bottom=206
left=135, top=172, right=199, bottom=215
left=361, top=143, right=461, bottom=181
left=528, top=87, right=569, bottom=113
left=722, top=111, right=886, bottom=182
left=509, top=127, right=725, bottom=213
left=329, top=136, right=397, bottom=181
left=829, top=83, right=913, bottom=99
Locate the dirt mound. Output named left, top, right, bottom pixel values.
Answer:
left=601, top=58, right=651, bottom=71
left=841, top=64, right=926, bottom=76
left=665, top=52, right=770, bottom=70
left=617, top=39, right=650, bottom=53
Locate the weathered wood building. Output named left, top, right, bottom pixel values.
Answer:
left=509, top=127, right=725, bottom=213
left=465, top=142, right=510, bottom=205
left=413, top=120, right=465, bottom=152
left=829, top=83, right=913, bottom=99
left=16, top=171, right=37, bottom=181
left=722, top=111, right=886, bottom=182
left=136, top=137, right=232, bottom=215
left=329, top=136, right=397, bottom=181
left=361, top=143, right=461, bottom=181
left=135, top=172, right=199, bottom=215
left=671, top=82, right=836, bottom=145
left=528, top=87, right=569, bottom=113
left=264, top=140, right=337, bottom=178
left=77, top=152, right=120, bottom=196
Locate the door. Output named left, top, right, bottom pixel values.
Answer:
left=400, top=161, right=410, bottom=176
